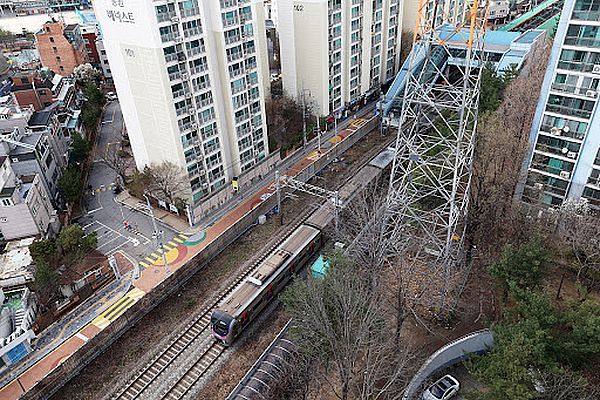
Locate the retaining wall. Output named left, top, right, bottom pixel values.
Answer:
left=402, top=329, right=494, bottom=400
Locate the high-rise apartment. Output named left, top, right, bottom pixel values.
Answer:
left=94, top=0, right=270, bottom=204
left=278, top=0, right=403, bottom=116
left=518, top=0, right=600, bottom=207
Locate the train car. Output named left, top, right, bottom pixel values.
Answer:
left=210, top=224, right=322, bottom=345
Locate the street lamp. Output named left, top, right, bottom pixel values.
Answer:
left=143, top=193, right=171, bottom=276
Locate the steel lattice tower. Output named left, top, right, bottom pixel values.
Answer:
left=385, top=1, right=487, bottom=286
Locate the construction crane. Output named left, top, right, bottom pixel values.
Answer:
left=384, top=0, right=489, bottom=313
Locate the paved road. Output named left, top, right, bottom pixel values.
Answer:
left=76, top=101, right=178, bottom=260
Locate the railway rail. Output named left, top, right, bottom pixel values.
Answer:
left=112, top=206, right=318, bottom=400
left=113, top=126, right=393, bottom=400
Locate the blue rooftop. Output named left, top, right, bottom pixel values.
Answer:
left=438, top=24, right=520, bottom=47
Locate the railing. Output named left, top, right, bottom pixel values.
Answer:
left=540, top=124, right=586, bottom=141
left=235, top=113, right=250, bottom=124
left=190, top=64, right=208, bottom=75
left=197, top=97, right=213, bottom=109
left=231, top=84, right=247, bottom=95
left=550, top=83, right=598, bottom=98
left=161, top=32, right=179, bottom=43
left=220, top=0, right=238, bottom=8
left=227, top=52, right=243, bottom=63
left=168, top=71, right=182, bottom=81
left=193, top=81, right=210, bottom=92
left=571, top=10, right=600, bottom=21
left=172, top=88, right=186, bottom=99
left=179, top=122, right=192, bottom=133
left=184, top=27, right=202, bottom=38
left=188, top=46, right=204, bottom=56
left=564, top=36, right=600, bottom=49
left=237, top=127, right=252, bottom=138
left=556, top=60, right=600, bottom=73
left=164, top=53, right=178, bottom=63
left=230, top=67, right=245, bottom=78
left=176, top=106, right=189, bottom=116
left=156, top=11, right=176, bottom=23
left=180, top=6, right=200, bottom=18
left=225, top=34, right=242, bottom=45
left=546, top=103, right=592, bottom=119
left=233, top=98, right=248, bottom=109
left=222, top=16, right=239, bottom=28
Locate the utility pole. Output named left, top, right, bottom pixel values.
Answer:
left=275, top=170, right=282, bottom=225
left=301, top=90, right=307, bottom=148
left=144, top=194, right=171, bottom=276
left=316, top=112, right=321, bottom=153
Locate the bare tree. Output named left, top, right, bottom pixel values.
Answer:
left=533, top=369, right=600, bottom=400
left=142, top=161, right=189, bottom=204
left=104, top=144, right=134, bottom=187
left=469, top=44, right=551, bottom=262
left=281, top=253, right=415, bottom=400
left=551, top=199, right=600, bottom=281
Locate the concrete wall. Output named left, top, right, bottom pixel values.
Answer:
left=403, top=329, right=494, bottom=400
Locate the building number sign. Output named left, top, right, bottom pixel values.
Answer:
left=106, top=0, right=135, bottom=25
left=294, top=4, right=304, bottom=11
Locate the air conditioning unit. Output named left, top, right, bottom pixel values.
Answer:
left=175, top=36, right=183, bottom=43
left=593, top=64, right=600, bottom=74
left=559, top=171, right=571, bottom=179
left=181, top=73, right=188, bottom=79
left=586, top=90, right=597, bottom=98
left=534, top=183, right=543, bottom=190
left=185, top=93, right=193, bottom=99
left=188, top=107, right=196, bottom=113
left=567, top=151, right=577, bottom=159
left=171, top=16, right=180, bottom=23
left=191, top=122, right=198, bottom=128
left=550, top=127, right=561, bottom=136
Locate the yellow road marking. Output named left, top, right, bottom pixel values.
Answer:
left=179, top=234, right=189, bottom=239
left=145, top=256, right=155, bottom=263
left=139, top=261, right=149, bottom=268
left=150, top=252, right=158, bottom=258
left=174, top=237, right=184, bottom=243
left=168, top=241, right=177, bottom=247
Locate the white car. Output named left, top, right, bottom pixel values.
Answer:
left=106, top=91, right=118, bottom=101
left=423, top=375, right=460, bottom=400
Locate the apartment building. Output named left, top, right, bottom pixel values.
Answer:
left=35, top=21, right=89, bottom=75
left=94, top=0, right=271, bottom=205
left=0, top=156, right=57, bottom=240
left=278, top=0, right=403, bottom=116
left=0, top=100, right=70, bottom=203
left=517, top=0, right=600, bottom=207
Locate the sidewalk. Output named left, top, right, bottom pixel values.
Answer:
left=115, top=191, right=194, bottom=234
left=0, top=252, right=134, bottom=388
left=115, top=103, right=377, bottom=235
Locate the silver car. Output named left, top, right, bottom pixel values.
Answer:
left=423, top=375, right=460, bottom=400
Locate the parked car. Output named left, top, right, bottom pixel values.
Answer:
left=423, top=375, right=460, bottom=400
left=106, top=91, right=118, bottom=101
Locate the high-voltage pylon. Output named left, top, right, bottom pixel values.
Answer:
left=385, top=1, right=488, bottom=294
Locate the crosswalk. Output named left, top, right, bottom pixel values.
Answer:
left=93, top=287, right=146, bottom=330
left=138, top=233, right=189, bottom=269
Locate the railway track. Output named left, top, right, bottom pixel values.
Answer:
left=113, top=127, right=394, bottom=400
left=112, top=207, right=317, bottom=400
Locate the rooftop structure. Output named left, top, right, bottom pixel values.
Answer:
left=0, top=237, right=35, bottom=289
left=381, top=25, right=546, bottom=119
left=0, top=286, right=37, bottom=372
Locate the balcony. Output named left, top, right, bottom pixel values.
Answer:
left=546, top=104, right=593, bottom=119
left=193, top=80, right=210, bottom=92
left=220, top=0, right=238, bottom=8
left=571, top=10, right=600, bottom=22
left=156, top=11, right=176, bottom=23
left=237, top=126, right=251, bottom=138
left=188, top=45, right=204, bottom=56
left=168, top=71, right=182, bottom=81
left=176, top=106, right=190, bottom=116
left=230, top=67, right=246, bottom=78
left=161, top=32, right=180, bottom=43
left=222, top=17, right=239, bottom=28
left=551, top=83, right=598, bottom=98
left=225, top=34, right=242, bottom=45
left=540, top=124, right=586, bottom=141
left=556, top=60, right=600, bottom=73
left=235, top=113, right=250, bottom=124
left=564, top=36, right=600, bottom=49
left=164, top=53, right=178, bottom=63
left=179, top=122, right=193, bottom=133
left=190, top=64, right=208, bottom=75
left=197, top=97, right=213, bottom=108
left=534, top=143, right=579, bottom=160
left=247, top=75, right=259, bottom=86
left=172, top=88, right=186, bottom=99
left=180, top=6, right=200, bottom=18
left=184, top=27, right=202, bottom=38
left=227, top=52, right=243, bottom=63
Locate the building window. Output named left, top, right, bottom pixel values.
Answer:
left=60, top=66, right=65, bottom=72
left=49, top=37, right=54, bottom=43
left=1, top=198, right=12, bottom=206
left=53, top=46, right=58, bottom=53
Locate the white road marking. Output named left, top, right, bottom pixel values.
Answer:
left=82, top=222, right=96, bottom=230
left=75, top=332, right=89, bottom=342
left=105, top=240, right=131, bottom=255
left=87, top=207, right=103, bottom=214
left=96, top=235, right=124, bottom=249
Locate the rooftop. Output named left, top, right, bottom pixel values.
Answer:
left=0, top=237, right=35, bottom=287
left=28, top=110, right=51, bottom=127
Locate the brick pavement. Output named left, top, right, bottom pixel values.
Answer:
left=0, top=115, right=372, bottom=399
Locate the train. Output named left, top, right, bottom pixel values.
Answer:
left=210, top=146, right=395, bottom=346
